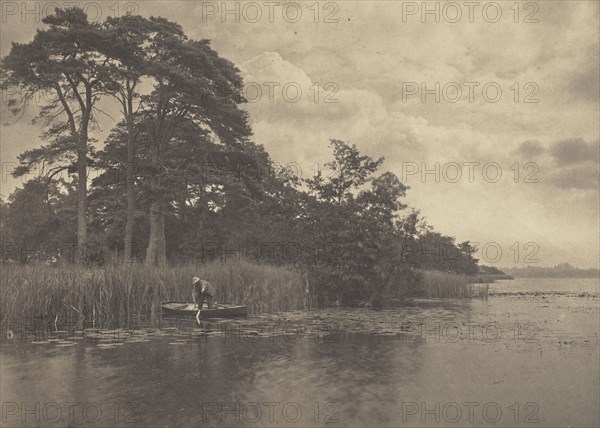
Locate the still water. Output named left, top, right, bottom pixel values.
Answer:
left=1, top=278, right=598, bottom=427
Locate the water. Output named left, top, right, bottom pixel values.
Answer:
left=1, top=278, right=598, bottom=427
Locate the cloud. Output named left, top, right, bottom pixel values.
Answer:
left=514, top=140, right=545, bottom=158
left=240, top=52, right=312, bottom=87
left=567, top=50, right=600, bottom=103
left=543, top=138, right=600, bottom=190
left=550, top=138, right=599, bottom=166
left=548, top=164, right=600, bottom=190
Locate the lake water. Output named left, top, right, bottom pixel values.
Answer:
left=1, top=278, right=598, bottom=427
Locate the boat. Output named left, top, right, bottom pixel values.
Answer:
left=161, top=301, right=248, bottom=319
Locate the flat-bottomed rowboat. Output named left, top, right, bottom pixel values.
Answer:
left=161, top=301, right=248, bottom=319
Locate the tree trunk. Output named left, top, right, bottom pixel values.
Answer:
left=76, top=83, right=93, bottom=263
left=76, top=146, right=87, bottom=262
left=123, top=110, right=136, bottom=263
left=145, top=200, right=167, bottom=267
left=145, top=84, right=167, bottom=267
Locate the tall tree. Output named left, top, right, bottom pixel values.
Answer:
left=99, top=15, right=156, bottom=262
left=1, top=8, right=112, bottom=261
left=135, top=21, right=251, bottom=266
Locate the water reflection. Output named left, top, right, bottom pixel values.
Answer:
left=1, top=281, right=598, bottom=427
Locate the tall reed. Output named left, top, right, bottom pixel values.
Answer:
left=0, top=261, right=308, bottom=324
left=419, top=270, right=488, bottom=298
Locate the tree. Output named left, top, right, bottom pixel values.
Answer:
left=457, top=241, right=479, bottom=275
left=303, top=140, right=412, bottom=304
left=1, top=8, right=113, bottom=261
left=2, top=177, right=76, bottom=262
left=98, top=15, right=166, bottom=262
left=306, top=139, right=383, bottom=205
left=357, top=171, right=408, bottom=227
left=413, top=230, right=479, bottom=275
left=90, top=120, right=147, bottom=260
left=135, top=22, right=251, bottom=266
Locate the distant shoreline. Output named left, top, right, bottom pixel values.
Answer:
left=510, top=275, right=600, bottom=279
left=502, top=265, right=600, bottom=279
left=504, top=271, right=600, bottom=279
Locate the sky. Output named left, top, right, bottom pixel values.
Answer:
left=1, top=1, right=599, bottom=268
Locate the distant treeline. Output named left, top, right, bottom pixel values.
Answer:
left=503, top=264, right=600, bottom=278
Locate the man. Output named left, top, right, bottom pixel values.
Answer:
left=192, top=276, right=215, bottom=310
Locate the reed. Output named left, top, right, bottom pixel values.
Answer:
left=0, top=261, right=308, bottom=324
left=419, top=270, right=488, bottom=298
left=469, top=274, right=496, bottom=284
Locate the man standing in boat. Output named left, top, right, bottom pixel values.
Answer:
left=193, top=277, right=215, bottom=324
left=192, top=276, right=215, bottom=310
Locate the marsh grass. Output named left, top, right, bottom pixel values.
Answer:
left=0, top=261, right=308, bottom=325
left=469, top=274, right=496, bottom=283
left=419, top=270, right=489, bottom=299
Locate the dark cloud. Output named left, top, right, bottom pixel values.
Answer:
left=515, top=140, right=545, bottom=158
left=546, top=138, right=600, bottom=189
left=550, top=138, right=599, bottom=166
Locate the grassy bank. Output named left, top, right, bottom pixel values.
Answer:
left=0, top=261, right=308, bottom=324
left=419, top=270, right=488, bottom=298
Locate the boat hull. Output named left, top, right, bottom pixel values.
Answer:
left=161, top=301, right=248, bottom=319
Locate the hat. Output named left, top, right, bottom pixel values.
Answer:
left=192, top=277, right=200, bottom=284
